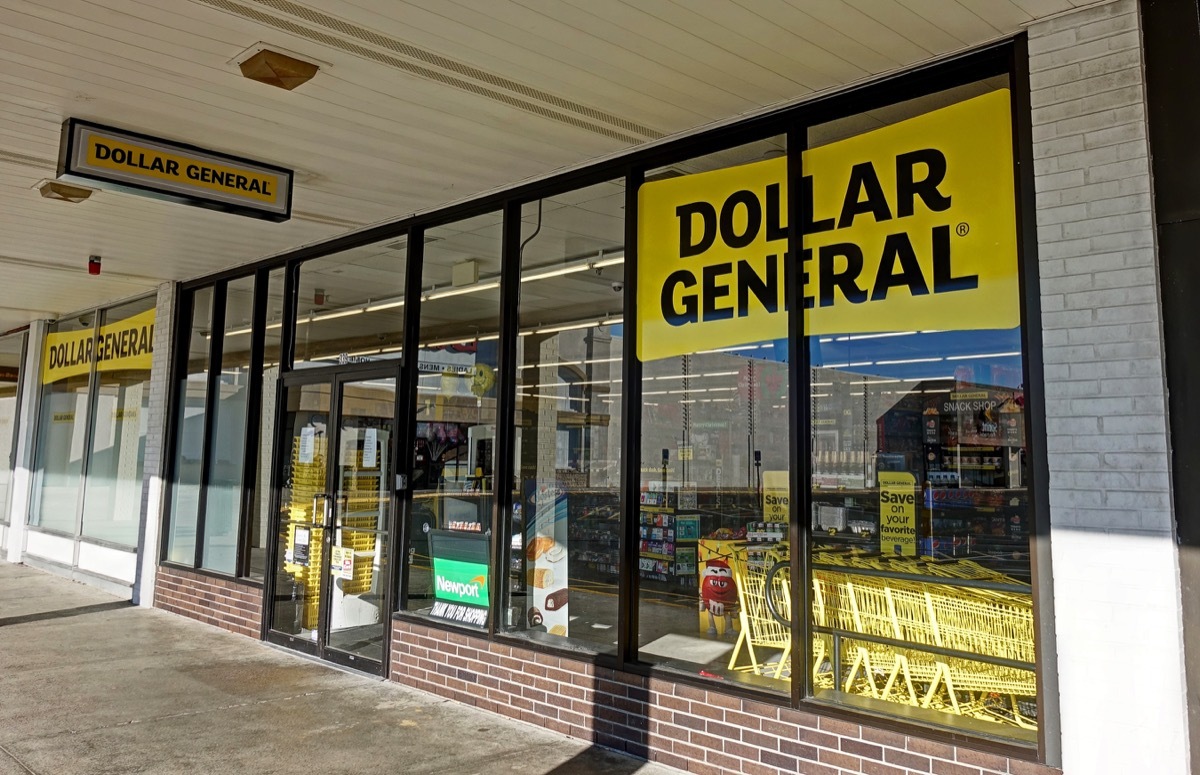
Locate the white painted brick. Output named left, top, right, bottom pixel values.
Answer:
left=1087, top=228, right=1153, bottom=252
left=1036, top=168, right=1087, bottom=191
left=1082, top=157, right=1151, bottom=185
left=1052, top=103, right=1144, bottom=137
left=1083, top=120, right=1147, bottom=150
left=1086, top=192, right=1151, bottom=218
left=1029, top=62, right=1083, bottom=92
left=1088, top=301, right=1160, bottom=325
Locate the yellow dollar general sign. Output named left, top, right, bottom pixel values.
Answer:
left=637, top=90, right=1018, bottom=360
left=59, top=119, right=293, bottom=221
left=42, top=308, right=156, bottom=384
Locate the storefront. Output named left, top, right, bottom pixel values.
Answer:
left=152, top=32, right=1069, bottom=768
left=136, top=0, right=1200, bottom=768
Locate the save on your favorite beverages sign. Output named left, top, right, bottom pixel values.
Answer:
left=637, top=90, right=1019, bottom=361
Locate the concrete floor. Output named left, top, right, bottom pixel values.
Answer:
left=0, top=562, right=681, bottom=775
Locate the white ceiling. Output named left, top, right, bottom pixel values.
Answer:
left=0, top=0, right=1094, bottom=332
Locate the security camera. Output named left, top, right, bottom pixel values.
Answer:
left=611, top=281, right=624, bottom=293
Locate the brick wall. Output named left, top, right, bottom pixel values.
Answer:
left=390, top=620, right=1056, bottom=775
left=154, top=566, right=262, bottom=638
left=1028, top=2, right=1190, bottom=773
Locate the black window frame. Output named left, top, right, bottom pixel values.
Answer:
left=161, top=35, right=1057, bottom=764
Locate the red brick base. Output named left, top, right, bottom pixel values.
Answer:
left=389, top=619, right=1058, bottom=775
left=154, top=566, right=263, bottom=638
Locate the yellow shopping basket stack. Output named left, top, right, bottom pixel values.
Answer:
left=727, top=559, right=792, bottom=679
left=284, top=432, right=327, bottom=629
left=812, top=565, right=1036, bottom=731
left=336, top=448, right=381, bottom=596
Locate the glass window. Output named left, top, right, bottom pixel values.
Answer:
left=166, top=288, right=214, bottom=564
left=502, top=181, right=626, bottom=653
left=294, top=240, right=407, bottom=367
left=80, top=297, right=156, bottom=546
left=31, top=316, right=95, bottom=535
left=633, top=138, right=792, bottom=695
left=202, top=276, right=255, bottom=573
left=805, top=82, right=1036, bottom=743
left=248, top=268, right=286, bottom=579
left=403, top=212, right=502, bottom=629
left=0, top=333, right=24, bottom=525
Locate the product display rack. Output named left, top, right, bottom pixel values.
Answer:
left=564, top=490, right=621, bottom=581
left=638, top=491, right=700, bottom=587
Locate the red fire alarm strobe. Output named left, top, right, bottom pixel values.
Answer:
left=88, top=255, right=101, bottom=275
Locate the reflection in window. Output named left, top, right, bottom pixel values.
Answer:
left=294, top=240, right=407, bottom=367
left=404, top=213, right=502, bottom=629
left=248, top=268, right=286, bottom=579
left=202, top=276, right=255, bottom=572
left=80, top=298, right=156, bottom=546
left=31, top=317, right=95, bottom=535
left=0, top=333, right=23, bottom=525
left=634, top=137, right=793, bottom=696
left=503, top=181, right=625, bottom=653
left=805, top=83, right=1036, bottom=743
left=166, top=288, right=213, bottom=564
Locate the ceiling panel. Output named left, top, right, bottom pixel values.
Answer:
left=0, top=0, right=1089, bottom=330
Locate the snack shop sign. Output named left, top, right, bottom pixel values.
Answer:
left=637, top=90, right=1018, bottom=360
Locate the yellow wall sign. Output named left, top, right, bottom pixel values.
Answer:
left=637, top=90, right=1018, bottom=360
left=878, top=471, right=918, bottom=556
left=59, top=119, right=292, bottom=221
left=42, top=308, right=156, bottom=384
left=761, top=470, right=790, bottom=523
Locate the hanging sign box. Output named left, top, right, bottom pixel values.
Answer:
left=57, top=119, right=293, bottom=221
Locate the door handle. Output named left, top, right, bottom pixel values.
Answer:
left=332, top=493, right=347, bottom=529
left=311, top=492, right=329, bottom=525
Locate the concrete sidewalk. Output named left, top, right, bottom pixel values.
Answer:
left=0, top=563, right=680, bottom=775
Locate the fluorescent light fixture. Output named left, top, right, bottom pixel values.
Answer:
left=310, top=307, right=363, bottom=322
left=520, top=251, right=625, bottom=282
left=521, top=264, right=587, bottom=282
left=945, top=351, right=1021, bottom=360
left=424, top=280, right=500, bottom=300
left=834, top=331, right=916, bottom=342
left=425, top=333, right=499, bottom=348
left=696, top=344, right=759, bottom=354
left=535, top=320, right=600, bottom=335
left=365, top=299, right=405, bottom=312
left=874, top=357, right=944, bottom=365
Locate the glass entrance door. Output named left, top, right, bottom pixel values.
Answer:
left=267, top=369, right=397, bottom=673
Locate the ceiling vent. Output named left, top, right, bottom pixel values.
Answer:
left=235, top=44, right=320, bottom=90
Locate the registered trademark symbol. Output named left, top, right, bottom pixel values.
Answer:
left=956, top=222, right=970, bottom=236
